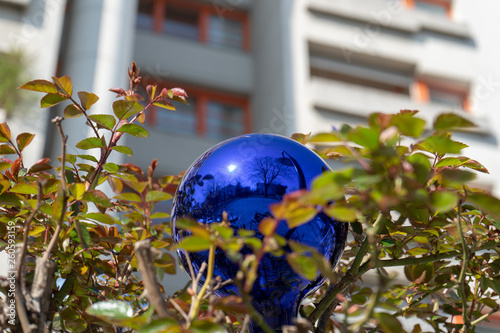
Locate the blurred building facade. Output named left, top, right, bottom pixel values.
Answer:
left=1, top=0, right=500, bottom=330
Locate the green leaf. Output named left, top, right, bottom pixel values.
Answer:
left=117, top=124, right=149, bottom=138
left=138, top=319, right=181, bottom=333
left=417, top=134, right=468, bottom=155
left=390, top=112, right=426, bottom=137
left=86, top=300, right=133, bottom=320
left=430, top=191, right=459, bottom=213
left=41, top=93, right=68, bottom=108
left=347, top=126, right=380, bottom=150
left=63, top=104, right=82, bottom=118
left=103, top=162, right=119, bottom=174
left=19, top=79, right=58, bottom=93
left=177, top=236, right=212, bottom=252
left=437, top=168, right=476, bottom=187
left=113, top=100, right=144, bottom=119
left=285, top=205, right=317, bottom=228
left=190, top=320, right=226, bottom=333
left=111, top=145, right=133, bottom=156
left=82, top=190, right=111, bottom=207
left=52, top=75, right=73, bottom=96
left=0, top=123, right=11, bottom=141
left=10, top=183, right=37, bottom=194
left=77, top=154, right=99, bottom=162
left=324, top=206, right=357, bottom=222
left=78, top=91, right=99, bottom=110
left=16, top=132, right=35, bottom=152
left=376, top=312, right=402, bottom=333
left=468, top=193, right=500, bottom=221
left=407, top=247, right=430, bottom=256
left=114, top=192, right=142, bottom=202
left=153, top=99, right=175, bottom=110
left=0, top=144, right=16, bottom=155
left=88, top=114, right=116, bottom=130
left=145, top=190, right=172, bottom=202
left=434, top=113, right=476, bottom=131
left=308, top=132, right=341, bottom=143
left=69, top=183, right=85, bottom=200
left=76, top=137, right=105, bottom=150
left=436, top=157, right=468, bottom=168
left=83, top=213, right=116, bottom=225
left=286, top=253, right=317, bottom=280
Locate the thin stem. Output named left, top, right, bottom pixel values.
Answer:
left=457, top=201, right=471, bottom=332
left=309, top=235, right=371, bottom=323
left=68, top=96, right=100, bottom=138
left=43, top=117, right=68, bottom=260
left=189, top=244, right=216, bottom=321
left=470, top=305, right=499, bottom=326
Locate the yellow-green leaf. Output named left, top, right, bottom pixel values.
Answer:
left=145, top=190, right=172, bottom=202
left=52, top=75, right=73, bottom=96
left=324, top=206, right=357, bottom=222
left=177, top=236, right=212, bottom=252
left=89, top=114, right=116, bottom=130
left=78, top=91, right=99, bottom=110
left=286, top=253, right=317, bottom=280
left=41, top=93, right=67, bottom=108
left=114, top=192, right=142, bottom=202
left=76, top=137, right=105, bottom=150
left=64, top=104, right=82, bottom=118
left=117, top=124, right=149, bottom=138
left=19, top=79, right=58, bottom=93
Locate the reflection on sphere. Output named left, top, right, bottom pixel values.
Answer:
left=171, top=133, right=347, bottom=332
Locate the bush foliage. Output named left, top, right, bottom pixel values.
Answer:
left=0, top=63, right=499, bottom=333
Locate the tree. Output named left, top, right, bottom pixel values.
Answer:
left=251, top=157, right=289, bottom=197
left=0, top=64, right=498, bottom=333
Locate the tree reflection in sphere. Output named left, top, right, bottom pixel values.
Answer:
left=171, top=134, right=347, bottom=332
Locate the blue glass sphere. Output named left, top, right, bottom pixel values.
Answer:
left=171, top=134, right=347, bottom=331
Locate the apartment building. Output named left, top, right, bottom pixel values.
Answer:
left=0, top=0, right=499, bottom=330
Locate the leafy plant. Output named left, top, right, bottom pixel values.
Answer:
left=0, top=49, right=28, bottom=117
left=0, top=64, right=498, bottom=333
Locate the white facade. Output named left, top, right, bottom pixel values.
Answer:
left=0, top=0, right=499, bottom=327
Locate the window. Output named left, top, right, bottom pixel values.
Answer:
left=137, top=0, right=154, bottom=30
left=137, top=0, right=250, bottom=51
left=414, top=80, right=470, bottom=112
left=309, top=44, right=414, bottom=95
left=404, top=0, right=452, bottom=18
left=144, top=81, right=251, bottom=139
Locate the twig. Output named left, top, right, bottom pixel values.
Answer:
left=189, top=244, right=216, bottom=321
left=168, top=297, right=189, bottom=322
left=470, top=305, right=500, bottom=326
left=456, top=201, right=471, bottom=332
left=309, top=235, right=371, bottom=323
left=134, top=239, right=169, bottom=318
left=43, top=117, right=68, bottom=260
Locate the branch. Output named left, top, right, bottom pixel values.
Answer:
left=309, top=232, right=372, bottom=323
left=189, top=244, right=216, bottom=321
left=457, top=201, right=471, bottom=332
left=44, top=117, right=68, bottom=260
left=134, top=239, right=169, bottom=318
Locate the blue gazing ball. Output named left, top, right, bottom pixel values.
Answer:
left=171, top=133, right=347, bottom=332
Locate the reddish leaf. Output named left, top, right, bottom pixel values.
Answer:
left=16, top=132, right=35, bottom=152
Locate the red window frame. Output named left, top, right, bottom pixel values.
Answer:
left=143, top=79, right=252, bottom=137
left=413, top=80, right=470, bottom=112
left=140, top=0, right=251, bottom=51
left=404, top=0, right=453, bottom=18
